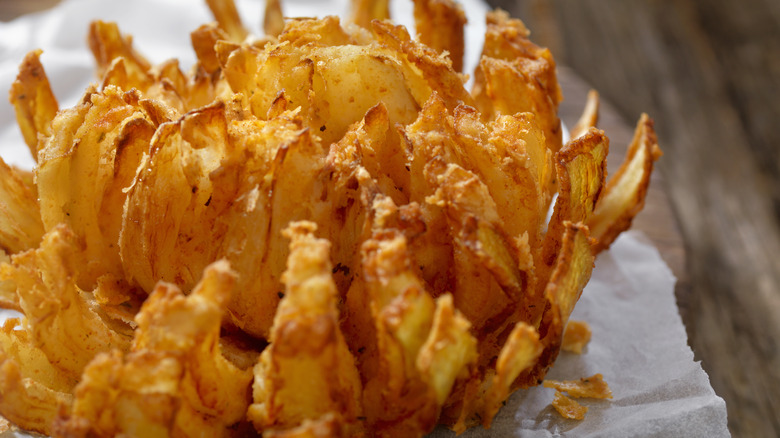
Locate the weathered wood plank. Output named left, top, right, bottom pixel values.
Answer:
left=0, top=0, right=61, bottom=21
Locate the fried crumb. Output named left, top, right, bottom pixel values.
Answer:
left=561, top=319, right=592, bottom=354
left=551, top=391, right=587, bottom=420
left=543, top=373, right=613, bottom=399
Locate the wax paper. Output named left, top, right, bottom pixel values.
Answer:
left=0, top=0, right=728, bottom=436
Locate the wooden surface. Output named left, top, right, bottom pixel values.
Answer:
left=0, top=0, right=59, bottom=21
left=491, top=0, right=780, bottom=436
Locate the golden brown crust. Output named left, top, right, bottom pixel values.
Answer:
left=350, top=0, right=390, bottom=29
left=551, top=391, right=587, bottom=420
left=561, top=319, right=592, bottom=354
left=571, top=89, right=600, bottom=140
left=588, top=114, right=662, bottom=253
left=205, top=0, right=248, bottom=43
left=413, top=0, right=467, bottom=72
left=0, top=3, right=659, bottom=436
left=543, top=373, right=613, bottom=399
left=8, top=49, right=59, bottom=161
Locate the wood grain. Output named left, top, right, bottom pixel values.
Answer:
left=0, top=0, right=60, bottom=21
left=490, top=0, right=780, bottom=436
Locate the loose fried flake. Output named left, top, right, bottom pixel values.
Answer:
left=543, top=373, right=613, bottom=400
left=551, top=391, right=587, bottom=420
left=561, top=320, right=592, bottom=354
